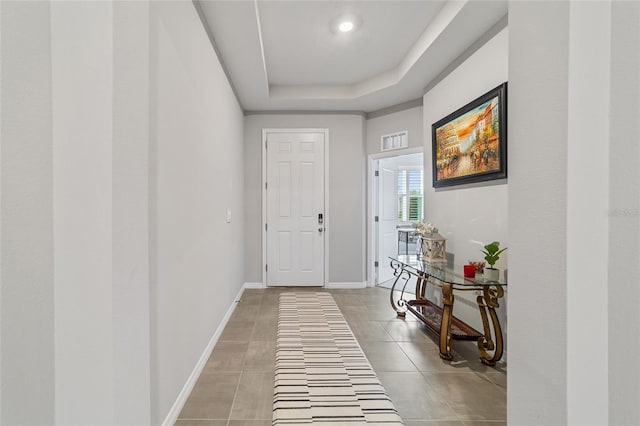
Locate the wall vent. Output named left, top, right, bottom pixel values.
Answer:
left=381, top=130, right=408, bottom=151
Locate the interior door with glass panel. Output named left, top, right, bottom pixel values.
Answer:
left=266, top=131, right=325, bottom=286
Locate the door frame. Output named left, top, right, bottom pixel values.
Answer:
left=262, top=128, right=330, bottom=287
left=367, top=146, right=424, bottom=287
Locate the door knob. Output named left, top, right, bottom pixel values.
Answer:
left=318, top=227, right=324, bottom=233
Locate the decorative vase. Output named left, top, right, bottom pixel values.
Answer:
left=484, top=267, right=499, bottom=281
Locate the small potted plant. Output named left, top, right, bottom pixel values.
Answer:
left=481, top=241, right=507, bottom=281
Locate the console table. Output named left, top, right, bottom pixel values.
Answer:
left=388, top=255, right=507, bottom=366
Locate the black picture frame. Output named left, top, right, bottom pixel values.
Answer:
left=431, top=82, right=507, bottom=188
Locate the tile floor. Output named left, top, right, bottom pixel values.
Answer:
left=175, top=286, right=506, bottom=426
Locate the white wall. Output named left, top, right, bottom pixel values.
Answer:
left=244, top=114, right=366, bottom=285
left=508, top=2, right=572, bottom=423
left=0, top=2, right=55, bottom=423
left=422, top=28, right=508, bottom=332
left=423, top=28, right=508, bottom=271
left=509, top=2, right=639, bottom=425
left=149, top=2, right=245, bottom=424
left=608, top=3, right=640, bottom=423
left=1, top=1, right=153, bottom=423
left=366, top=106, right=423, bottom=156
left=566, top=2, right=610, bottom=424
left=49, top=3, right=155, bottom=423
left=507, top=6, right=640, bottom=424
left=50, top=2, right=117, bottom=422
left=379, top=154, right=423, bottom=170
left=1, top=1, right=245, bottom=424
left=112, top=3, right=152, bottom=424
left=507, top=2, right=632, bottom=424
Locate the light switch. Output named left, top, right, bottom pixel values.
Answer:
left=226, top=209, right=232, bottom=223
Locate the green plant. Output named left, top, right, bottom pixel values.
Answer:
left=481, top=241, right=507, bottom=269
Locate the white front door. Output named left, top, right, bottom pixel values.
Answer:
left=377, top=165, right=398, bottom=284
left=266, top=131, right=325, bottom=286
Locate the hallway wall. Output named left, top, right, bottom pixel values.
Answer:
left=509, top=2, right=640, bottom=424
left=244, top=114, right=366, bottom=286
left=1, top=2, right=55, bottom=423
left=423, top=28, right=508, bottom=278
left=149, top=2, right=245, bottom=424
left=1, top=1, right=245, bottom=424
left=422, top=27, right=508, bottom=333
left=366, top=106, right=424, bottom=156
left=1, top=2, right=154, bottom=423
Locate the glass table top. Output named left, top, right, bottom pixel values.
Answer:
left=389, top=255, right=507, bottom=286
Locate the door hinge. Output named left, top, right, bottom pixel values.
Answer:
left=265, top=223, right=268, bottom=231
left=265, top=264, right=268, bottom=272
left=374, top=216, right=379, bottom=222
left=265, top=182, right=268, bottom=190
left=374, top=170, right=379, bottom=177
left=374, top=261, right=379, bottom=268
left=265, top=141, right=267, bottom=149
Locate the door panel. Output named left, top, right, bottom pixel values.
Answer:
left=300, top=162, right=314, bottom=217
left=278, top=162, right=292, bottom=217
left=378, top=166, right=398, bottom=284
left=267, top=131, right=325, bottom=286
left=277, top=231, right=292, bottom=271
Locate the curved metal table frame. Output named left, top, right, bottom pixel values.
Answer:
left=388, top=256, right=506, bottom=366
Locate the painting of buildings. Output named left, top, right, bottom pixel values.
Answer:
left=433, top=95, right=501, bottom=182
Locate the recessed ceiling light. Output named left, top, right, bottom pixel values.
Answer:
left=338, top=21, right=354, bottom=32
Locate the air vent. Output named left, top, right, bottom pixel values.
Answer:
left=381, top=130, right=408, bottom=151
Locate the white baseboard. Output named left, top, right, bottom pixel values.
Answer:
left=243, top=282, right=266, bottom=289
left=326, top=281, right=367, bottom=289
left=162, top=284, right=245, bottom=426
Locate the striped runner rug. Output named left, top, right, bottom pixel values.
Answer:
left=274, top=292, right=404, bottom=425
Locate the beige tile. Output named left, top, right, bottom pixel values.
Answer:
left=250, top=317, right=277, bottom=341
left=364, top=304, right=418, bottom=321
left=203, top=341, right=249, bottom=372
left=239, top=292, right=263, bottom=306
left=229, top=304, right=260, bottom=322
left=423, top=372, right=507, bottom=421
left=228, top=421, right=272, bottom=426
left=358, top=341, right=419, bottom=372
left=178, top=371, right=240, bottom=419
left=174, top=420, right=228, bottom=426
left=229, top=372, right=274, bottom=420
left=337, top=305, right=369, bottom=321
left=443, top=358, right=493, bottom=374
left=257, top=302, right=278, bottom=319
left=255, top=308, right=278, bottom=327
left=219, top=320, right=255, bottom=342
left=243, top=340, right=276, bottom=371
left=377, top=371, right=458, bottom=421
left=481, top=371, right=507, bottom=393
left=347, top=319, right=394, bottom=342
left=382, top=319, right=432, bottom=342
left=339, top=304, right=403, bottom=323
left=178, top=288, right=506, bottom=425
left=449, top=341, right=503, bottom=374
left=397, top=341, right=456, bottom=372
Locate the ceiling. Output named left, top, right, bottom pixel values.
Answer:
left=197, top=0, right=508, bottom=113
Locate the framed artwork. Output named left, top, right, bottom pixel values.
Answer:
left=432, top=82, right=507, bottom=188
